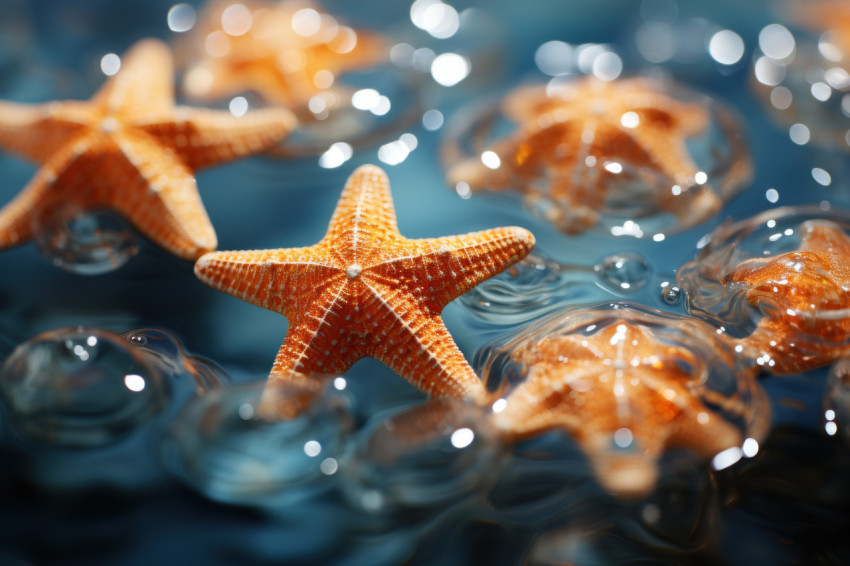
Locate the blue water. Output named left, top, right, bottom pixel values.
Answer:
left=0, top=0, right=849, bottom=564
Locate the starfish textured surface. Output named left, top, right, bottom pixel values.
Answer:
left=493, top=321, right=745, bottom=497
left=195, top=164, right=535, bottom=416
left=181, top=0, right=386, bottom=107
left=448, top=76, right=720, bottom=234
left=724, top=220, right=850, bottom=373
left=0, top=38, right=296, bottom=260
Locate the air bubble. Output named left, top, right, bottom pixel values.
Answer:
left=164, top=380, right=353, bottom=506
left=596, top=253, right=651, bottom=292
left=33, top=207, right=138, bottom=275
left=661, top=284, right=682, bottom=305
left=0, top=327, right=165, bottom=447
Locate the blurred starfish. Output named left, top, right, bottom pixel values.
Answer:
left=0, top=38, right=296, bottom=260
left=180, top=0, right=386, bottom=108
left=195, top=164, right=535, bottom=418
left=447, top=77, right=720, bottom=234
left=492, top=321, right=744, bottom=497
left=724, top=220, right=850, bottom=373
left=794, top=0, right=850, bottom=59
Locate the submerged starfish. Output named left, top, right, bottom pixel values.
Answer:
left=195, top=164, right=535, bottom=417
left=723, top=220, right=850, bottom=373
left=493, top=321, right=746, bottom=497
left=180, top=0, right=386, bottom=108
left=0, top=39, right=296, bottom=260
left=448, top=76, right=722, bottom=234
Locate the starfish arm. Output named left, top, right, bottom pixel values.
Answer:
left=194, top=245, right=342, bottom=314
left=0, top=100, right=92, bottom=163
left=370, top=226, right=535, bottom=308
left=492, top=365, right=598, bottom=440
left=105, top=131, right=217, bottom=259
left=361, top=279, right=487, bottom=402
left=324, top=164, right=399, bottom=247
left=616, top=122, right=701, bottom=186
left=92, top=39, right=175, bottom=119
left=801, top=222, right=850, bottom=265
left=668, top=411, right=742, bottom=458
left=623, top=85, right=710, bottom=135
left=0, top=138, right=88, bottom=247
left=136, top=106, right=297, bottom=170
left=267, top=281, right=361, bottom=378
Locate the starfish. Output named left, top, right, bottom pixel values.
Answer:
left=793, top=0, right=850, bottom=60
left=180, top=0, right=387, bottom=109
left=492, top=320, right=747, bottom=498
left=447, top=76, right=724, bottom=234
left=194, top=164, right=535, bottom=417
left=723, top=220, right=850, bottom=374
left=0, top=38, right=296, bottom=260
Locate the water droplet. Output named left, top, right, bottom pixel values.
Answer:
left=122, top=328, right=228, bottom=395
left=33, top=207, right=138, bottom=275
left=825, top=359, right=850, bottom=444
left=661, top=284, right=682, bottom=305
left=596, top=253, right=651, bottom=292
left=164, top=380, right=352, bottom=506
left=0, top=327, right=165, bottom=447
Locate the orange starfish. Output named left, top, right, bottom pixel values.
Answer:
left=793, top=0, right=850, bottom=59
left=723, top=220, right=850, bottom=374
left=493, top=319, right=751, bottom=498
left=447, top=76, right=729, bottom=234
left=194, top=164, right=535, bottom=417
left=180, top=0, right=387, bottom=108
left=0, top=38, right=296, bottom=260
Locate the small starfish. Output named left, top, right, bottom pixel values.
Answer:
left=447, top=76, right=720, bottom=234
left=492, top=321, right=745, bottom=497
left=723, top=220, right=850, bottom=373
left=180, top=0, right=386, bottom=108
left=0, top=38, right=296, bottom=260
left=195, top=164, right=535, bottom=417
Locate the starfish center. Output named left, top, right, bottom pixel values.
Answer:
left=590, top=100, right=609, bottom=115
left=99, top=117, right=120, bottom=134
left=346, top=263, right=362, bottom=279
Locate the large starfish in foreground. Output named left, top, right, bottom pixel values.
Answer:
left=195, top=164, right=535, bottom=417
left=0, top=38, right=296, bottom=260
left=447, top=77, right=721, bottom=234
left=493, top=321, right=748, bottom=497
left=723, top=220, right=850, bottom=373
left=180, top=0, right=386, bottom=108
